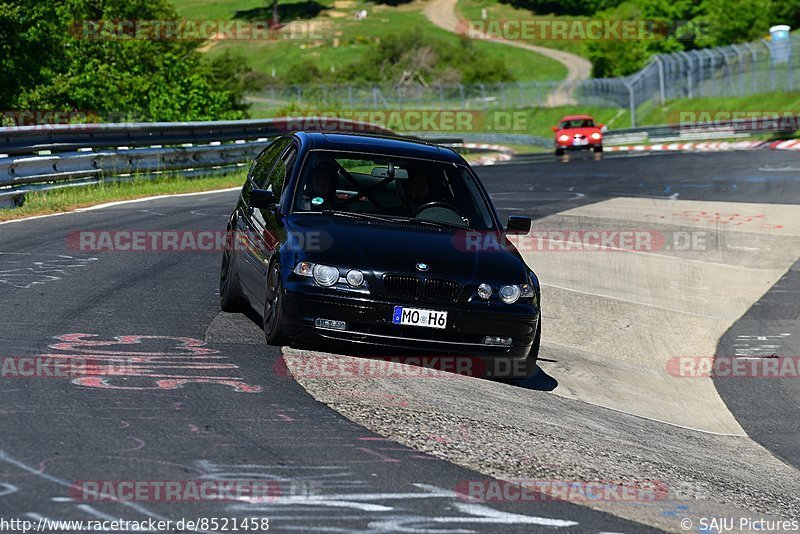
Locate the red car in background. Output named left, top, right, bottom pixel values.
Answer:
left=552, top=115, right=605, bottom=158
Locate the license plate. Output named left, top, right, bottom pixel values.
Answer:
left=392, top=306, right=447, bottom=329
left=573, top=138, right=589, bottom=146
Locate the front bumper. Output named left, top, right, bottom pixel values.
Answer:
left=556, top=141, right=602, bottom=151
left=280, top=276, right=539, bottom=363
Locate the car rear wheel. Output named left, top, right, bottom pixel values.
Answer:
left=264, top=261, right=287, bottom=346
left=219, top=246, right=243, bottom=312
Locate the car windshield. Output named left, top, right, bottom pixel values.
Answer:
left=560, top=119, right=594, bottom=129
left=291, top=151, right=496, bottom=230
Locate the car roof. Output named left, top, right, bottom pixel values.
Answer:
left=559, top=115, right=594, bottom=121
left=295, top=132, right=465, bottom=164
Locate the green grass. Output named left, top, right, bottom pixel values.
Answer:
left=169, top=0, right=567, bottom=83
left=633, top=92, right=800, bottom=125
left=456, top=0, right=589, bottom=58
left=0, top=171, right=246, bottom=222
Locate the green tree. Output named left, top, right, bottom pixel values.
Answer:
left=1, top=0, right=250, bottom=121
left=697, top=0, right=772, bottom=47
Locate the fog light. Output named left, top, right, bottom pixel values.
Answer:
left=477, top=283, right=492, bottom=299
left=483, top=336, right=512, bottom=346
left=315, top=318, right=346, bottom=330
left=346, top=269, right=364, bottom=287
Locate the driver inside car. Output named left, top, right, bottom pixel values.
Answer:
left=300, top=161, right=338, bottom=210
left=402, top=170, right=434, bottom=215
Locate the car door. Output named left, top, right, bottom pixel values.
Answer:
left=248, top=142, right=298, bottom=304
left=238, top=137, right=292, bottom=300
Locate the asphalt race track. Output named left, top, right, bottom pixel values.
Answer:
left=1, top=149, right=799, bottom=532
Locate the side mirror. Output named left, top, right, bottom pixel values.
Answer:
left=598, top=123, right=605, bottom=129
left=506, top=216, right=531, bottom=234
left=551, top=126, right=559, bottom=132
left=251, top=189, right=276, bottom=210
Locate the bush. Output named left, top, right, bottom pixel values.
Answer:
left=1, top=0, right=251, bottom=121
left=299, top=28, right=514, bottom=85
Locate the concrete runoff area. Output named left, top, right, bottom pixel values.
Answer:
left=283, top=349, right=800, bottom=532
left=513, top=197, right=800, bottom=434
left=283, top=196, right=800, bottom=530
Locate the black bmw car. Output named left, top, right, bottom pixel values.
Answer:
left=219, top=132, right=541, bottom=378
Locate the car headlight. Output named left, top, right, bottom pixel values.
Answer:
left=312, top=264, right=340, bottom=287
left=558, top=134, right=570, bottom=142
left=591, top=132, right=602, bottom=140
left=346, top=269, right=364, bottom=287
left=477, top=283, right=492, bottom=299
left=499, top=284, right=521, bottom=304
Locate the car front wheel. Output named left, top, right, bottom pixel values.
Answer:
left=264, top=261, right=287, bottom=346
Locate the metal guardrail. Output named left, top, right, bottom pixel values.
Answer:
left=0, top=119, right=368, bottom=156
left=0, top=119, right=468, bottom=208
left=604, top=117, right=798, bottom=145
left=0, top=119, right=363, bottom=206
left=1, top=115, right=793, bottom=208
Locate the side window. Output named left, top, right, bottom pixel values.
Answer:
left=267, top=146, right=297, bottom=203
left=251, top=138, right=291, bottom=189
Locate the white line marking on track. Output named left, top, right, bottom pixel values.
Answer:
left=0, top=187, right=240, bottom=226
left=0, top=448, right=174, bottom=525
left=541, top=282, right=738, bottom=320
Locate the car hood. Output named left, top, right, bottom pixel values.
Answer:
left=282, top=213, right=531, bottom=284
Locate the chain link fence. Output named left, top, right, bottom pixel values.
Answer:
left=246, top=34, right=799, bottom=127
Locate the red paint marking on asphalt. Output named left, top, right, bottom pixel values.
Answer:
left=11, top=333, right=265, bottom=393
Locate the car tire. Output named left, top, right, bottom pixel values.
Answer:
left=219, top=243, right=243, bottom=313
left=554, top=148, right=564, bottom=156
left=264, top=261, right=288, bottom=346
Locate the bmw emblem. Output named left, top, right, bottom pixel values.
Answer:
left=416, top=262, right=429, bottom=272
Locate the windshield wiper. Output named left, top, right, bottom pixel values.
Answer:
left=412, top=219, right=469, bottom=230
left=321, top=210, right=471, bottom=230
left=375, top=214, right=470, bottom=231
left=321, top=210, right=399, bottom=223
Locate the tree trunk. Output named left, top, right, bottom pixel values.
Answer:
left=271, top=0, right=280, bottom=26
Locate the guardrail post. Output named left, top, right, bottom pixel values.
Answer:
left=763, top=39, right=776, bottom=91
left=654, top=56, right=666, bottom=105
left=733, top=45, right=746, bottom=96
left=623, top=80, right=636, bottom=127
